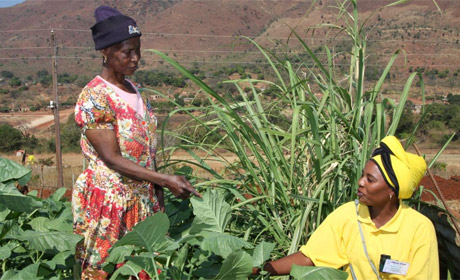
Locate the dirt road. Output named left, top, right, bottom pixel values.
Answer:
left=0, top=108, right=74, bottom=131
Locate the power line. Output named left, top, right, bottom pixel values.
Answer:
left=0, top=28, right=459, bottom=43
left=1, top=46, right=459, bottom=59
left=0, top=55, right=459, bottom=68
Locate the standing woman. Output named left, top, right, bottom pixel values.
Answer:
left=254, top=136, right=439, bottom=279
left=72, top=6, right=200, bottom=279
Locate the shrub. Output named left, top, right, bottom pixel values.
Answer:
left=0, top=124, right=23, bottom=152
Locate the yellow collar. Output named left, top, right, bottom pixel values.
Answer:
left=357, top=202, right=405, bottom=233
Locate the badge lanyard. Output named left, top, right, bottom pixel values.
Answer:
left=349, top=200, right=382, bottom=280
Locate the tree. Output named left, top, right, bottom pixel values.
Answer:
left=1, top=70, right=14, bottom=79
left=174, top=96, right=185, bottom=107
left=36, top=69, right=52, bottom=87
left=447, top=93, right=460, bottom=105
left=396, top=102, right=415, bottom=136
left=61, top=113, right=81, bottom=153
left=0, top=124, right=24, bottom=152
left=8, top=77, right=22, bottom=87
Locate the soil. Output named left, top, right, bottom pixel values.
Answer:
left=421, top=175, right=460, bottom=201
left=420, top=175, right=460, bottom=220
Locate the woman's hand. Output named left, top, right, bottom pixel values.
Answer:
left=163, top=175, right=201, bottom=199
left=253, top=252, right=314, bottom=276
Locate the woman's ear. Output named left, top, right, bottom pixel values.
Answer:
left=100, top=49, right=108, bottom=57
left=389, top=190, right=396, bottom=200
left=100, top=49, right=109, bottom=64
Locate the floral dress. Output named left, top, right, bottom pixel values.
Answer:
left=72, top=76, right=160, bottom=279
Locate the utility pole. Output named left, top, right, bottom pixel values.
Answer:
left=51, top=29, right=64, bottom=189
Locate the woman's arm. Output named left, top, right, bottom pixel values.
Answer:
left=254, top=252, right=314, bottom=276
left=86, top=129, right=201, bottom=199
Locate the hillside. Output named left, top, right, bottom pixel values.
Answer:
left=0, top=0, right=459, bottom=74
left=0, top=0, right=459, bottom=113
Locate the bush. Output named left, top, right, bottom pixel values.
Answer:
left=8, top=77, right=22, bottom=87
left=1, top=70, right=14, bottom=79
left=0, top=124, right=23, bottom=152
left=61, top=113, right=81, bottom=153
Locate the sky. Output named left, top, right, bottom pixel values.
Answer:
left=0, top=0, right=26, bottom=8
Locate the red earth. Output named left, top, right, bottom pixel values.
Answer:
left=421, top=175, right=460, bottom=201
left=420, top=175, right=460, bottom=221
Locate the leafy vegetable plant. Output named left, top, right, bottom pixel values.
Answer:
left=0, top=157, right=81, bottom=279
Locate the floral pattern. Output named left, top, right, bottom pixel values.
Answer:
left=73, top=76, right=159, bottom=279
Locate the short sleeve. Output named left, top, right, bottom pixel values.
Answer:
left=405, top=216, right=439, bottom=279
left=299, top=206, right=349, bottom=269
left=75, top=85, right=115, bottom=131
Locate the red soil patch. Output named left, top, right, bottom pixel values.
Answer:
left=420, top=175, right=460, bottom=221
left=420, top=175, right=460, bottom=201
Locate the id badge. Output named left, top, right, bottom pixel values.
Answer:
left=382, top=259, right=410, bottom=276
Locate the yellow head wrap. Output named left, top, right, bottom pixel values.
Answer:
left=370, top=136, right=427, bottom=199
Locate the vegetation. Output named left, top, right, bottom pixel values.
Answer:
left=0, top=157, right=80, bottom=279
left=0, top=0, right=458, bottom=279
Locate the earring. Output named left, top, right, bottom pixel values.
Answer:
left=103, top=56, right=107, bottom=64
left=389, top=194, right=393, bottom=200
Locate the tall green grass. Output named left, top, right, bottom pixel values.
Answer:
left=145, top=0, right=432, bottom=263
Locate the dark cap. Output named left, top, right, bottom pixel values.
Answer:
left=91, top=6, right=141, bottom=50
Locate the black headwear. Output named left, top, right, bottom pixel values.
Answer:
left=91, top=6, right=141, bottom=50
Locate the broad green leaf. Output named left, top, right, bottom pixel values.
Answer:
left=11, top=263, right=42, bottom=280
left=4, top=224, right=24, bottom=240
left=201, top=232, right=253, bottom=258
left=0, top=181, right=21, bottom=194
left=213, top=251, right=252, bottom=280
left=190, top=189, right=231, bottom=234
left=193, top=260, right=221, bottom=279
left=0, top=270, right=15, bottom=280
left=290, top=264, right=348, bottom=280
left=0, top=204, right=10, bottom=221
left=105, top=245, right=135, bottom=264
left=0, top=157, right=32, bottom=186
left=21, top=230, right=82, bottom=252
left=44, top=250, right=73, bottom=270
left=29, top=217, right=51, bottom=232
left=172, top=243, right=189, bottom=270
left=109, top=260, right=143, bottom=280
left=46, top=207, right=73, bottom=232
left=114, top=212, right=173, bottom=252
left=0, top=243, right=15, bottom=260
left=49, top=187, right=67, bottom=201
left=0, top=191, right=43, bottom=213
left=252, top=241, right=276, bottom=267
left=126, top=255, right=159, bottom=279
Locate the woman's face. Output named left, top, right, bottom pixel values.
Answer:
left=357, top=160, right=394, bottom=207
left=103, top=36, right=141, bottom=76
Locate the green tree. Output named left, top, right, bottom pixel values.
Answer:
left=396, top=102, right=415, bottom=136
left=61, top=113, right=81, bottom=152
left=8, top=77, right=21, bottom=87
left=1, top=70, right=14, bottom=79
left=36, top=69, right=52, bottom=87
left=0, top=124, right=24, bottom=152
left=447, top=93, right=460, bottom=105
left=174, top=96, right=185, bottom=107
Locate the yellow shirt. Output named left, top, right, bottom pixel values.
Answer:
left=299, top=201, right=439, bottom=279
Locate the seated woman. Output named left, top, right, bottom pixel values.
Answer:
left=255, top=136, right=439, bottom=279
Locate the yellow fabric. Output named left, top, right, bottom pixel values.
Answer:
left=299, top=201, right=439, bottom=280
left=371, top=136, right=427, bottom=199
